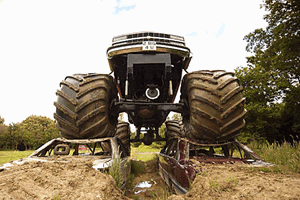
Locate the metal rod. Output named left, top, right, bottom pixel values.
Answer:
left=169, top=80, right=173, bottom=95
left=125, top=80, right=129, bottom=96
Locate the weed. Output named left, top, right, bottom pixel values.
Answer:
left=256, top=167, right=272, bottom=173
left=251, top=165, right=284, bottom=174
left=223, top=177, right=238, bottom=192
left=108, top=153, right=122, bottom=188
left=126, top=174, right=135, bottom=191
left=52, top=193, right=60, bottom=200
left=208, top=179, right=220, bottom=192
left=151, top=188, right=172, bottom=200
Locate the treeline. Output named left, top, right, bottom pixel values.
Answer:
left=235, top=0, right=300, bottom=144
left=0, top=115, right=60, bottom=150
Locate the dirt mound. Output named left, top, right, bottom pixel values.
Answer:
left=168, top=163, right=300, bottom=200
left=0, top=157, right=129, bottom=200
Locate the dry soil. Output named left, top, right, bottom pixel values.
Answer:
left=1, top=157, right=300, bottom=200
left=168, top=163, right=300, bottom=200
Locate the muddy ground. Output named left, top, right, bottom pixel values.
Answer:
left=1, top=155, right=300, bottom=200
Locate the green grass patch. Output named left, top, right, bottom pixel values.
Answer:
left=133, top=153, right=158, bottom=162
left=131, top=143, right=161, bottom=162
left=248, top=141, right=300, bottom=173
left=131, top=143, right=161, bottom=153
left=0, top=150, right=35, bottom=165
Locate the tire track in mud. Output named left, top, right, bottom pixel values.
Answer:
left=126, top=152, right=172, bottom=200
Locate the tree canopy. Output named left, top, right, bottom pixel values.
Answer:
left=236, top=0, right=300, bottom=143
left=0, top=115, right=4, bottom=125
left=0, top=115, right=60, bottom=150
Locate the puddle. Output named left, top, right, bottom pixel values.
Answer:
left=133, top=179, right=157, bottom=194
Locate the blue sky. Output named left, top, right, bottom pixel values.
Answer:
left=114, top=0, right=136, bottom=15
left=0, top=0, right=267, bottom=124
left=186, top=23, right=225, bottom=38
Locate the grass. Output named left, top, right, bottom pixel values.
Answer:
left=131, top=143, right=161, bottom=161
left=108, top=153, right=122, bottom=189
left=150, top=189, right=172, bottom=200
left=53, top=193, right=61, bottom=200
left=0, top=150, right=35, bottom=165
left=133, top=153, right=158, bottom=161
left=131, top=143, right=161, bottom=153
left=248, top=141, right=300, bottom=173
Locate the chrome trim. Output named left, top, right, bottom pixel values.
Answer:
left=112, top=31, right=184, bottom=41
left=107, top=44, right=190, bottom=58
left=112, top=36, right=185, bottom=46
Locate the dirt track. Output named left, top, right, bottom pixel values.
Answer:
left=1, top=157, right=300, bottom=200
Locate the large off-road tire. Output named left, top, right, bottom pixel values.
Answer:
left=165, top=120, right=183, bottom=141
left=54, top=73, right=118, bottom=139
left=115, top=122, right=130, bottom=155
left=180, top=70, right=247, bottom=142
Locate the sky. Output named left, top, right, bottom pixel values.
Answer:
left=0, top=0, right=267, bottom=125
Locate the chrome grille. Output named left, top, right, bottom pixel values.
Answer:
left=112, top=32, right=185, bottom=47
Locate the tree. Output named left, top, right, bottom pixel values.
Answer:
left=235, top=66, right=283, bottom=143
left=0, top=115, right=7, bottom=148
left=237, top=0, right=300, bottom=143
left=0, top=115, right=60, bottom=150
left=0, top=123, right=21, bottom=149
left=0, top=115, right=4, bottom=125
left=19, top=115, right=60, bottom=149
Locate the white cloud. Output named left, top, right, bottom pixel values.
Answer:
left=0, top=0, right=267, bottom=124
left=215, top=23, right=225, bottom=38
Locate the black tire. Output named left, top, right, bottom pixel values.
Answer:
left=54, top=144, right=70, bottom=155
left=180, top=70, right=247, bottom=142
left=115, top=122, right=131, bottom=155
left=54, top=73, right=118, bottom=139
left=165, top=120, right=183, bottom=141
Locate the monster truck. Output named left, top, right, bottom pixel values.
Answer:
left=54, top=32, right=246, bottom=145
